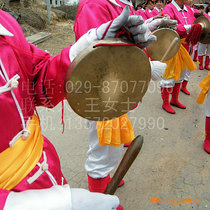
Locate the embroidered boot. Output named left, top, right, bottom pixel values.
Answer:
left=161, top=87, right=175, bottom=114
left=88, top=174, right=124, bottom=210
left=88, top=174, right=124, bottom=193
left=198, top=56, right=204, bottom=70
left=205, top=56, right=210, bottom=70
left=204, top=117, right=210, bottom=154
left=193, top=50, right=198, bottom=62
left=170, top=83, right=186, bottom=109
left=124, top=142, right=131, bottom=147
left=181, top=80, right=190, bottom=95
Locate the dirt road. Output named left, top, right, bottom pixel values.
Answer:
left=36, top=21, right=210, bottom=210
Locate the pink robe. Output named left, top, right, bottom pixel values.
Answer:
left=145, top=9, right=153, bottom=19
left=204, top=13, right=210, bottom=20
left=74, top=0, right=136, bottom=41
left=192, top=8, right=200, bottom=13
left=162, top=3, right=195, bottom=39
left=151, top=7, right=161, bottom=17
left=0, top=10, right=71, bottom=208
left=135, top=9, right=147, bottom=21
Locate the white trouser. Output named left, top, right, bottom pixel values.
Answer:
left=193, top=44, right=198, bottom=51
left=160, top=68, right=190, bottom=88
left=198, top=43, right=210, bottom=56
left=85, top=111, right=133, bottom=178
left=190, top=44, right=198, bottom=59
left=205, top=91, right=210, bottom=117
left=160, top=77, right=183, bottom=88
left=85, top=120, right=124, bottom=178
left=181, top=69, right=191, bottom=82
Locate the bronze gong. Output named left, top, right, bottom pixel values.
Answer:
left=146, top=28, right=181, bottom=62
left=194, top=15, right=210, bottom=44
left=65, top=38, right=151, bottom=121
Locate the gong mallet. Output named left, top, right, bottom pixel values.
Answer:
left=104, top=135, right=143, bottom=195
left=160, top=37, right=179, bottom=62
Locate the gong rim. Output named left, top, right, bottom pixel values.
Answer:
left=146, top=28, right=181, bottom=62
left=194, top=16, right=210, bottom=44
left=65, top=38, right=151, bottom=121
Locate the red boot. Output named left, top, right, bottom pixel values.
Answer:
left=205, top=56, right=210, bottom=70
left=181, top=80, right=190, bottom=95
left=88, top=174, right=124, bottom=209
left=117, top=205, right=123, bottom=210
left=204, top=117, right=210, bottom=154
left=193, top=50, right=198, bottom=62
left=161, top=87, right=176, bottom=114
left=124, top=142, right=131, bottom=147
left=198, top=56, right=204, bottom=70
left=170, top=83, right=186, bottom=109
left=88, top=174, right=124, bottom=193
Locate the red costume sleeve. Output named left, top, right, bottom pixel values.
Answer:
left=0, top=189, right=10, bottom=209
left=74, top=1, right=114, bottom=41
left=0, top=10, right=72, bottom=108
left=28, top=43, right=72, bottom=107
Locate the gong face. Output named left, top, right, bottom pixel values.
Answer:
left=194, top=16, right=210, bottom=44
left=146, top=28, right=181, bottom=62
left=65, top=38, right=151, bottom=121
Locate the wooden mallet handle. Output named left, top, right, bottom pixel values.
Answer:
left=104, top=135, right=143, bottom=195
left=160, top=37, right=179, bottom=62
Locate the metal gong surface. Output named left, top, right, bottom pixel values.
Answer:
left=146, top=28, right=181, bottom=62
left=65, top=38, right=151, bottom=121
left=194, top=16, right=210, bottom=44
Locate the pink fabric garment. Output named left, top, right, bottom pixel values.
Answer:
left=192, top=8, right=200, bottom=13
left=74, top=0, right=136, bottom=41
left=145, top=9, right=153, bottom=19
left=162, top=3, right=195, bottom=39
left=135, top=9, right=148, bottom=21
left=150, top=7, right=161, bottom=17
left=0, top=189, right=10, bottom=209
left=0, top=10, right=71, bottom=206
left=204, top=13, right=210, bottom=20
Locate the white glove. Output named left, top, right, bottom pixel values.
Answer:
left=146, top=17, right=177, bottom=33
left=70, top=6, right=130, bottom=62
left=4, top=185, right=72, bottom=210
left=125, top=15, right=157, bottom=48
left=150, top=61, right=167, bottom=81
left=4, top=185, right=120, bottom=210
left=71, top=188, right=120, bottom=210
left=69, top=28, right=98, bottom=62
left=96, top=5, right=130, bottom=39
left=97, top=7, right=157, bottom=48
left=184, top=24, right=192, bottom=33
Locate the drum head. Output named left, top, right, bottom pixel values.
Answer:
left=146, top=28, right=181, bottom=62
left=65, top=38, right=151, bottom=121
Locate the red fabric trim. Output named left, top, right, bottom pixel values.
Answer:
left=186, top=24, right=202, bottom=45
left=144, top=49, right=150, bottom=58
left=115, top=27, right=132, bottom=40
left=101, top=20, right=113, bottom=40
left=101, top=22, right=134, bottom=43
